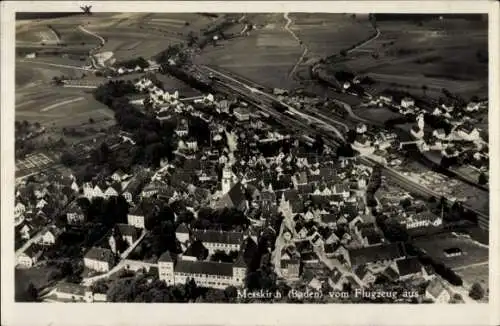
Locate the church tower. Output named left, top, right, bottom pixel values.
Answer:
left=278, top=193, right=292, bottom=220
left=221, top=164, right=234, bottom=194
left=158, top=251, right=175, bottom=285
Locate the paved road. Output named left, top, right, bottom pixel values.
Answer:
left=81, top=230, right=146, bottom=286
left=15, top=231, right=44, bottom=258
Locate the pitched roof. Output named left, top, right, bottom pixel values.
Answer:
left=329, top=267, right=343, bottom=284
left=129, top=205, right=144, bottom=216
left=280, top=259, right=299, bottom=269
left=396, top=257, right=423, bottom=277
left=192, top=229, right=243, bottom=245
left=183, top=240, right=208, bottom=259
left=348, top=242, right=406, bottom=267
left=84, top=247, right=114, bottom=264
left=176, top=223, right=189, bottom=234
left=426, top=278, right=447, bottom=299
left=158, top=251, right=173, bottom=262
left=22, top=244, right=43, bottom=259
left=321, top=213, right=337, bottom=224
left=174, top=260, right=234, bottom=277
left=116, top=223, right=139, bottom=238
left=227, top=182, right=246, bottom=207
left=354, top=264, right=370, bottom=280
left=383, top=266, right=400, bottom=281
left=324, top=243, right=338, bottom=254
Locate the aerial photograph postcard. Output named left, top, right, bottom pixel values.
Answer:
left=13, top=10, right=490, bottom=304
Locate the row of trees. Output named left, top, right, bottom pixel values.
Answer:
left=115, top=56, right=150, bottom=69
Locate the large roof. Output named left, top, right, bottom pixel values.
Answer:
left=84, top=247, right=115, bottom=264
left=396, top=257, right=423, bottom=277
left=348, top=242, right=406, bottom=267
left=174, top=260, right=234, bottom=277
left=192, top=229, right=243, bottom=245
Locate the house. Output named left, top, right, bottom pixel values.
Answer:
left=234, top=107, right=250, bottom=121
left=111, top=170, right=129, bottom=182
left=141, top=180, right=167, bottom=198
left=127, top=205, right=147, bottom=229
left=328, top=268, right=346, bottom=291
left=191, top=229, right=243, bottom=254
left=425, top=278, right=451, bottom=303
left=158, top=251, right=247, bottom=289
left=280, top=258, right=300, bottom=279
left=17, top=244, right=43, bottom=268
left=67, top=204, right=85, bottom=225
left=456, top=124, right=481, bottom=142
left=405, top=212, right=442, bottom=229
left=354, top=264, right=377, bottom=286
left=215, top=182, right=248, bottom=211
left=104, top=184, right=121, bottom=199
left=395, top=257, right=425, bottom=281
left=38, top=225, right=63, bottom=246
left=175, top=119, right=189, bottom=137
left=36, top=198, right=48, bottom=209
left=175, top=223, right=190, bottom=243
left=43, top=282, right=87, bottom=302
left=332, top=183, right=350, bottom=199
left=83, top=247, right=116, bottom=272
left=122, top=177, right=146, bottom=204
left=19, top=223, right=33, bottom=240
left=110, top=223, right=139, bottom=248
left=401, top=97, right=415, bottom=109
left=14, top=202, right=26, bottom=218
left=465, top=102, right=480, bottom=112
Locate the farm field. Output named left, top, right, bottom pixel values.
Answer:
left=195, top=13, right=303, bottom=90
left=455, top=263, right=489, bottom=295
left=290, top=13, right=375, bottom=59
left=16, top=85, right=114, bottom=128
left=413, top=233, right=488, bottom=269
left=330, top=17, right=488, bottom=99
left=354, top=107, right=403, bottom=124
left=16, top=64, right=83, bottom=89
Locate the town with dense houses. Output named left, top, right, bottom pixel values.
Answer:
left=13, top=12, right=489, bottom=304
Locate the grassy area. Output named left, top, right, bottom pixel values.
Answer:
left=15, top=265, right=59, bottom=291
left=290, top=13, right=375, bottom=58
left=354, top=107, right=402, bottom=124
left=334, top=18, right=487, bottom=99
left=455, top=263, right=489, bottom=296
left=413, top=232, right=488, bottom=269
left=195, top=14, right=303, bottom=89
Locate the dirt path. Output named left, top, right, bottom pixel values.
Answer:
left=283, top=13, right=309, bottom=79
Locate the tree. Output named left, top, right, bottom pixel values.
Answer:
left=422, top=84, right=428, bottom=96
left=469, top=282, right=485, bottom=300
left=26, top=283, right=39, bottom=302
left=478, top=172, right=487, bottom=185
left=61, top=152, right=78, bottom=167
